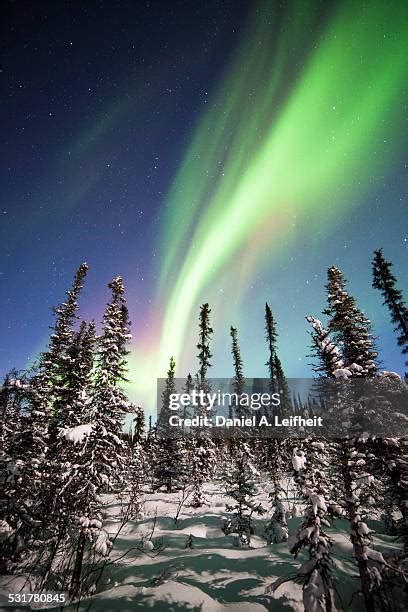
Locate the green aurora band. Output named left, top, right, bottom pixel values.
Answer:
left=132, top=0, right=408, bottom=405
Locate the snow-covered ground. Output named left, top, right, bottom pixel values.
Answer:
left=78, top=481, right=401, bottom=611
left=0, top=479, right=403, bottom=611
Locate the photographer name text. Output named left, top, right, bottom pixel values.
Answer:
left=168, top=414, right=323, bottom=428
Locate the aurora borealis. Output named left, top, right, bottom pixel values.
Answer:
left=2, top=0, right=408, bottom=411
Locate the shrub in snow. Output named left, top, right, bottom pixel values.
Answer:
left=222, top=445, right=266, bottom=546
left=189, top=435, right=217, bottom=508
left=261, top=439, right=289, bottom=544
left=265, top=501, right=288, bottom=544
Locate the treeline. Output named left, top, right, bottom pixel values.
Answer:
left=0, top=249, right=407, bottom=610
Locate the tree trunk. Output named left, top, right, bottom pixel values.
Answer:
left=69, top=530, right=86, bottom=599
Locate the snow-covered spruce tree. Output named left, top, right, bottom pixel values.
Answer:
left=154, top=357, right=187, bottom=492
left=307, top=309, right=393, bottom=611
left=353, top=373, right=408, bottom=606
left=38, top=262, right=89, bottom=427
left=58, top=277, right=132, bottom=598
left=190, top=304, right=216, bottom=508
left=34, top=320, right=98, bottom=591
left=36, top=322, right=98, bottom=589
left=264, top=438, right=289, bottom=544
left=372, top=248, right=408, bottom=379
left=11, top=318, right=98, bottom=595
left=323, top=266, right=377, bottom=376
left=1, top=264, right=89, bottom=572
left=91, top=276, right=131, bottom=492
left=271, top=441, right=338, bottom=612
left=121, top=404, right=146, bottom=519
left=337, top=440, right=382, bottom=611
left=223, top=444, right=266, bottom=546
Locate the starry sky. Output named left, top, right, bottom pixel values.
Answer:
left=2, top=0, right=407, bottom=410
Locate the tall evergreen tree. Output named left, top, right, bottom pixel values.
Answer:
left=154, top=357, right=187, bottom=492
left=372, top=248, right=408, bottom=378
left=265, top=303, right=278, bottom=391
left=91, top=276, right=131, bottom=490
left=262, top=305, right=289, bottom=541
left=308, top=300, right=395, bottom=611
left=191, top=304, right=216, bottom=507
left=197, top=303, right=213, bottom=389
left=323, top=266, right=377, bottom=376
left=62, top=276, right=132, bottom=598
left=34, top=262, right=89, bottom=422
left=1, top=264, right=89, bottom=571
left=230, top=326, right=245, bottom=418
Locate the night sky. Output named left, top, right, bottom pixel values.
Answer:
left=2, top=0, right=407, bottom=409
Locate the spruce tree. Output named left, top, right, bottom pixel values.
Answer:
left=122, top=404, right=146, bottom=519
left=372, top=248, right=408, bottom=378
left=190, top=304, right=216, bottom=507
left=230, top=326, right=245, bottom=418
left=157, top=356, right=176, bottom=435
left=265, top=303, right=278, bottom=392
left=264, top=439, right=288, bottom=545
left=222, top=444, right=266, bottom=546
left=263, top=305, right=288, bottom=541
left=308, top=299, right=393, bottom=611
left=287, top=442, right=337, bottom=612
left=2, top=264, right=89, bottom=571
left=154, top=357, right=187, bottom=492
left=91, top=277, right=131, bottom=491
left=324, top=266, right=377, bottom=376
left=197, top=302, right=213, bottom=390
left=61, top=277, right=132, bottom=598
left=35, top=262, right=89, bottom=423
